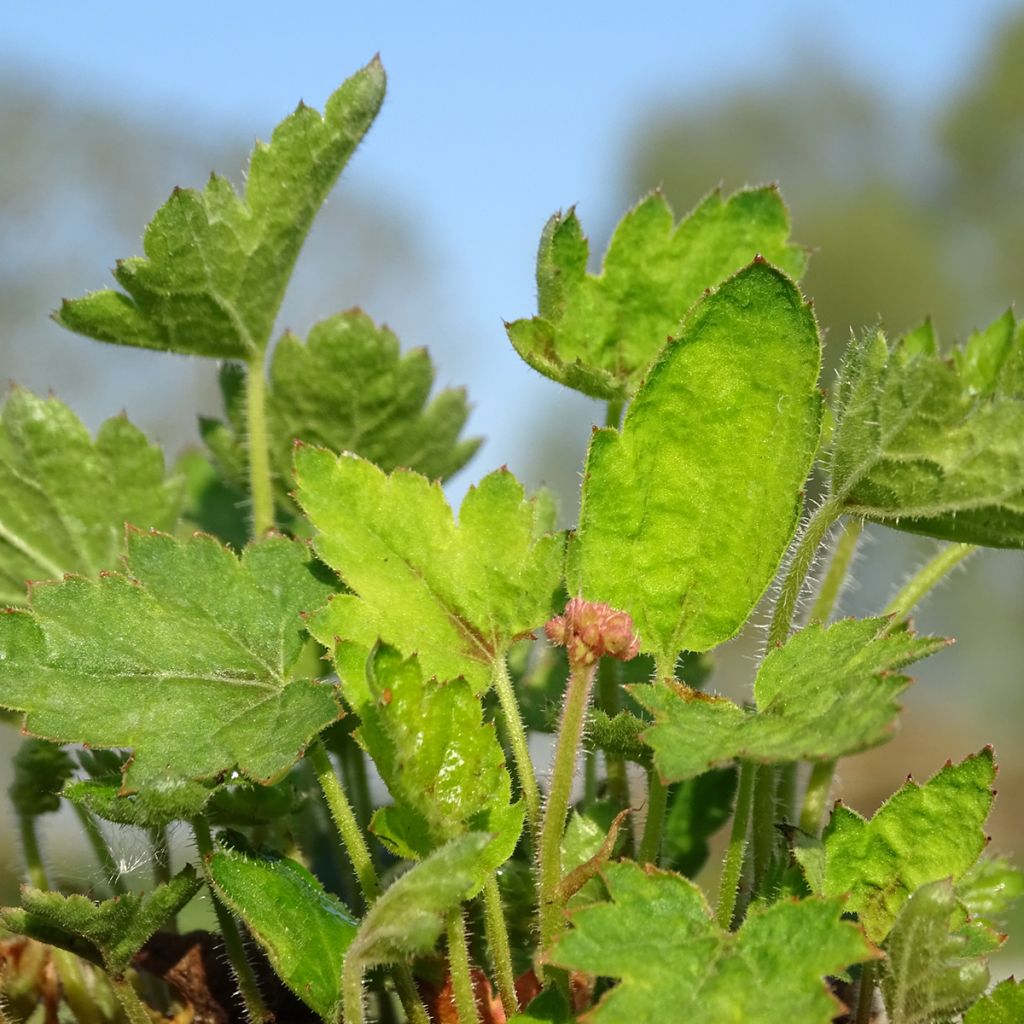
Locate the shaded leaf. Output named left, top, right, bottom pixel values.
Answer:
left=0, top=532, right=339, bottom=818
left=9, top=738, right=75, bottom=818
left=551, top=861, right=874, bottom=1023
left=663, top=766, right=737, bottom=877
left=209, top=838, right=358, bottom=1020
left=830, top=311, right=1024, bottom=547
left=0, top=389, right=183, bottom=605
left=880, top=879, right=993, bottom=1024
left=175, top=448, right=249, bottom=551
left=506, top=187, right=806, bottom=400
left=569, top=262, right=821, bottom=661
left=956, top=854, right=1024, bottom=927
left=56, top=60, right=385, bottom=359
left=820, top=749, right=995, bottom=942
left=0, top=867, right=201, bottom=974
left=964, top=978, right=1024, bottom=1023
left=294, top=451, right=563, bottom=692
left=635, top=617, right=946, bottom=781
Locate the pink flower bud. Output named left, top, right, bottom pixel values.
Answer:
left=543, top=598, right=640, bottom=667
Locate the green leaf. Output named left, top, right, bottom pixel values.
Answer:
left=268, top=311, right=481, bottom=482
left=964, top=978, right=1024, bottom=1023
left=551, top=861, right=874, bottom=1023
left=0, top=867, right=202, bottom=974
left=820, top=749, right=996, bottom=942
left=506, top=187, right=807, bottom=400
left=0, top=531, right=339, bottom=817
left=508, top=989, right=573, bottom=1024
left=0, top=389, right=183, bottom=605
left=55, top=60, right=385, bottom=359
left=175, top=448, right=249, bottom=551
left=663, top=766, right=737, bottom=877
left=348, top=833, right=489, bottom=968
left=829, top=311, right=1024, bottom=547
left=9, top=738, right=75, bottom=817
left=294, top=451, right=564, bottom=692
left=880, top=879, right=993, bottom=1024
left=569, top=261, right=822, bottom=660
left=209, top=838, right=358, bottom=1020
left=634, top=617, right=944, bottom=781
left=356, top=646, right=523, bottom=871
left=956, top=855, right=1024, bottom=926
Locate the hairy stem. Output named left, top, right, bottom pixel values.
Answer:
left=446, top=911, right=481, bottom=1024
left=193, top=818, right=267, bottom=1023
left=342, top=955, right=367, bottom=1024
left=883, top=542, right=976, bottom=621
left=799, top=759, right=836, bottom=836
left=597, top=659, right=630, bottom=816
left=308, top=738, right=380, bottom=906
left=538, top=659, right=598, bottom=952
left=492, top=655, right=541, bottom=836
left=110, top=976, right=153, bottom=1024
left=750, top=765, right=778, bottom=898
left=855, top=961, right=876, bottom=1024
left=482, top=875, right=518, bottom=1017
left=71, top=805, right=128, bottom=896
left=245, top=353, right=275, bottom=537
left=605, top=398, right=624, bottom=430
left=637, top=772, right=668, bottom=866
left=716, top=761, right=755, bottom=930
left=806, top=518, right=864, bottom=625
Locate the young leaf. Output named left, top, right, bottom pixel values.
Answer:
left=0, top=867, right=201, bottom=974
left=294, top=451, right=563, bottom=692
left=55, top=60, right=385, bottom=359
left=820, top=749, right=996, bottom=942
left=829, top=311, right=1024, bottom=547
left=634, top=617, right=946, bottom=781
left=9, top=739, right=75, bottom=818
left=208, top=838, right=358, bottom=1021
left=0, top=389, right=183, bottom=604
left=956, top=854, right=1024, bottom=926
left=550, top=861, right=874, bottom=1023
left=0, top=531, right=339, bottom=816
left=569, top=261, right=822, bottom=660
left=880, top=879, right=993, bottom=1024
left=357, top=646, right=523, bottom=870
left=964, top=978, right=1024, bottom=1023
left=347, top=832, right=490, bottom=968
left=506, top=187, right=807, bottom=400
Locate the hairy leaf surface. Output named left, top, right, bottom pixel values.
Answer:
left=9, top=738, right=75, bottom=818
left=506, top=187, right=806, bottom=400
left=56, top=61, right=385, bottom=358
left=635, top=618, right=945, bottom=781
left=819, top=750, right=995, bottom=942
left=294, top=450, right=563, bottom=691
left=830, top=312, right=1024, bottom=546
left=0, top=390, right=182, bottom=604
left=0, top=532, right=339, bottom=815
left=570, top=262, right=821, bottom=660
left=964, top=978, right=1024, bottom=1023
left=550, top=861, right=874, bottom=1023
left=209, top=840, right=358, bottom=1020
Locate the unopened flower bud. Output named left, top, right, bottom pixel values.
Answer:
left=544, top=598, right=640, bottom=667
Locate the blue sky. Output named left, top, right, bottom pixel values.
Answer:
left=3, top=0, right=1021, bottom=483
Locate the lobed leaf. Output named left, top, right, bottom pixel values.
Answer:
left=358, top=646, right=523, bottom=873
left=880, top=879, right=993, bottom=1024
left=819, top=749, right=996, bottom=942
left=209, top=838, right=358, bottom=1020
left=569, top=261, right=822, bottom=661
left=294, top=450, right=563, bottom=692
left=0, top=389, right=183, bottom=605
left=0, top=531, right=339, bottom=819
left=0, top=867, right=201, bottom=974
left=55, top=60, right=386, bottom=359
left=550, top=861, right=874, bottom=1024
left=964, top=978, right=1024, bottom=1023
left=956, top=854, right=1024, bottom=927
left=829, top=311, right=1024, bottom=547
left=635, top=617, right=945, bottom=781
left=506, top=187, right=806, bottom=400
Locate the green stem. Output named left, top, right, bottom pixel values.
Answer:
left=192, top=818, right=267, bottom=1023
left=342, top=955, right=366, bottom=1024
left=806, top=518, right=864, bottom=625
left=538, top=659, right=598, bottom=952
left=18, top=815, right=49, bottom=892
left=245, top=352, right=275, bottom=536
left=799, top=760, right=836, bottom=835
left=716, top=761, right=755, bottom=930
left=637, top=772, right=668, bottom=866
left=750, top=765, right=777, bottom=898
left=583, top=750, right=598, bottom=806
left=775, top=762, right=798, bottom=823
left=768, top=497, right=844, bottom=649
left=605, top=399, right=624, bottom=430
left=110, top=976, right=152, bottom=1024
left=446, top=911, right=481, bottom=1024
left=883, top=542, right=976, bottom=621
left=149, top=826, right=172, bottom=887
left=491, top=655, right=541, bottom=837
left=344, top=740, right=374, bottom=836
left=307, top=738, right=380, bottom=905
left=482, top=875, right=518, bottom=1017
left=72, top=805, right=128, bottom=896
left=597, top=659, right=630, bottom=815
left=855, top=960, right=876, bottom=1024
left=392, top=968, right=430, bottom=1024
